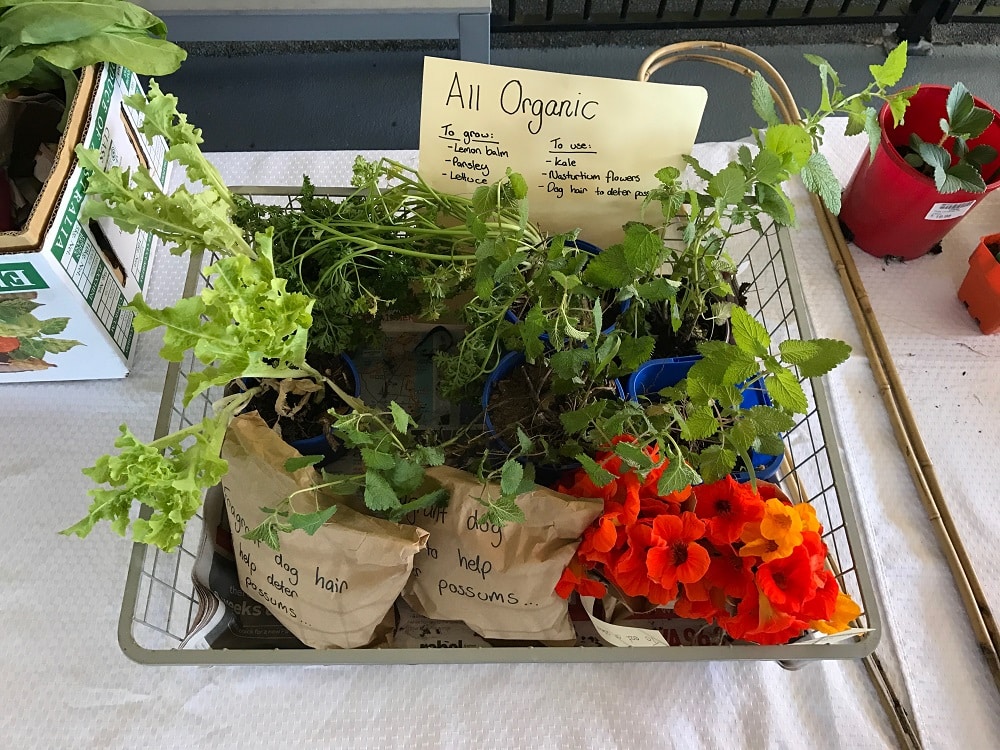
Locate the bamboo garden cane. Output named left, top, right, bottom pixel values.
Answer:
left=637, top=39, right=999, bottom=747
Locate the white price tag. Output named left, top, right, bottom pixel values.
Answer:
left=924, top=201, right=976, bottom=221
left=579, top=596, right=670, bottom=647
left=793, top=627, right=873, bottom=645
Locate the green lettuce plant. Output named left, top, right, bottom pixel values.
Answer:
left=0, top=0, right=185, bottom=116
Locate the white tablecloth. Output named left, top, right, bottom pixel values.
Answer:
left=3, top=126, right=999, bottom=749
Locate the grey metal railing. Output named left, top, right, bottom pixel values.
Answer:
left=492, top=1, right=998, bottom=44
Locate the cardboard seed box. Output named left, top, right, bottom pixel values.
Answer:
left=0, top=63, right=169, bottom=382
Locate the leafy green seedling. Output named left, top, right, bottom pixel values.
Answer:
left=904, top=82, right=999, bottom=193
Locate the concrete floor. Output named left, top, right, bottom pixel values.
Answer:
left=159, top=35, right=1000, bottom=152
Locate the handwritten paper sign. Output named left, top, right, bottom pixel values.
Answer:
left=419, top=57, right=707, bottom=247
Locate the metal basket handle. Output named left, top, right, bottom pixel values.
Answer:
left=635, top=40, right=800, bottom=126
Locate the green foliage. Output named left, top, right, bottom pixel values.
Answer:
left=62, top=391, right=252, bottom=552
left=0, top=0, right=185, bottom=108
left=329, top=400, right=452, bottom=523
left=76, top=82, right=250, bottom=258
left=555, top=306, right=852, bottom=489
left=904, top=82, right=999, bottom=194
left=129, top=232, right=315, bottom=405
left=71, top=85, right=323, bottom=552
left=633, top=47, right=912, bottom=352
left=232, top=160, right=541, bottom=358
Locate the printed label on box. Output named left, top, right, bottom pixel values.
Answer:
left=0, top=262, right=49, bottom=292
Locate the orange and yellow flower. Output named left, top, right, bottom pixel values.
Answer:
left=553, top=436, right=862, bottom=647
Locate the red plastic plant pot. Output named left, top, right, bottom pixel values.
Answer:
left=840, top=85, right=1000, bottom=261
left=957, top=233, right=1000, bottom=334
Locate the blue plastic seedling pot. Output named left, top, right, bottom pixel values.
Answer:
left=626, top=356, right=783, bottom=482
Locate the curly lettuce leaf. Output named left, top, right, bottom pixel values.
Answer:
left=76, top=145, right=251, bottom=257
left=129, top=231, right=315, bottom=404
left=62, top=391, right=252, bottom=553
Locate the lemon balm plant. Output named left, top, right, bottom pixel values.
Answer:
left=619, top=43, right=916, bottom=355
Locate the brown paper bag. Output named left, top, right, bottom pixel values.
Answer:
left=402, top=465, right=602, bottom=641
left=221, top=412, right=428, bottom=649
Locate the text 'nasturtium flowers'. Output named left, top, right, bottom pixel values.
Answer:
left=554, top=436, right=861, bottom=645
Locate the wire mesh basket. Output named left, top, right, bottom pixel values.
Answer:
left=118, top=203, right=882, bottom=664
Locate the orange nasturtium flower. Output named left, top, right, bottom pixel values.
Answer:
left=739, top=498, right=804, bottom=561
left=693, top=476, right=765, bottom=545
left=755, top=545, right=817, bottom=611
left=646, top=512, right=710, bottom=590
left=811, top=591, right=863, bottom=634
left=555, top=559, right=607, bottom=600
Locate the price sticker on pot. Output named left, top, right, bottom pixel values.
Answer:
left=419, top=57, right=707, bottom=247
left=925, top=201, right=976, bottom=221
